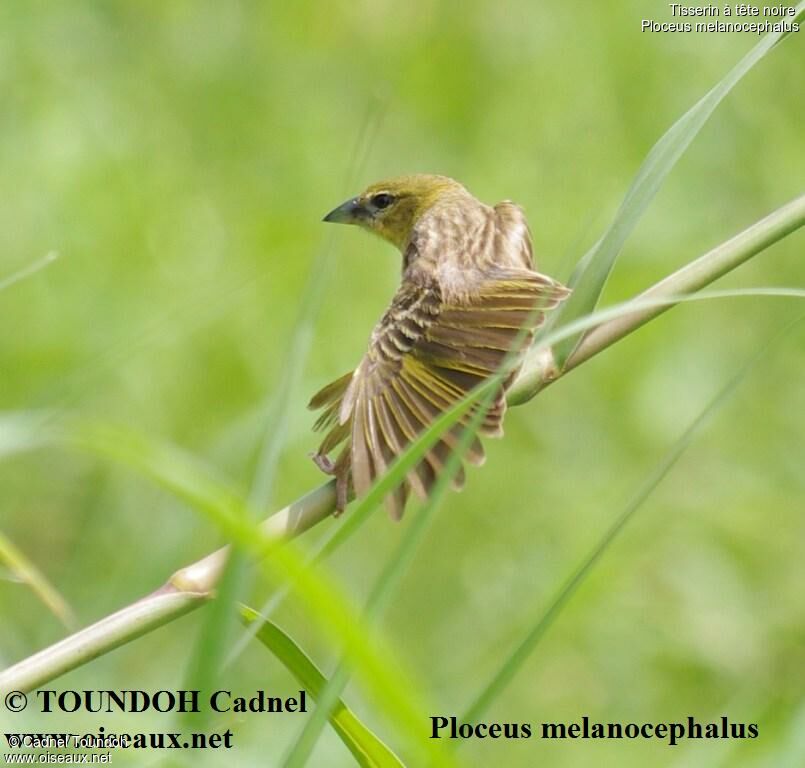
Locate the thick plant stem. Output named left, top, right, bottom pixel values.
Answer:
left=170, top=481, right=336, bottom=593
left=0, top=194, right=803, bottom=694
left=564, top=193, right=805, bottom=374
left=508, top=192, right=805, bottom=402
left=0, top=590, right=204, bottom=694
left=0, top=482, right=336, bottom=693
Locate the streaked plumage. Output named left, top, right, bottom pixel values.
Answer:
left=310, top=175, right=569, bottom=519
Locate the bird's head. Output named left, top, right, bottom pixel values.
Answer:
left=323, top=174, right=465, bottom=250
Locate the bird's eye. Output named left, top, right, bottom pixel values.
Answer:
left=371, top=193, right=394, bottom=210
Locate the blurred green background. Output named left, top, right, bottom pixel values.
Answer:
left=1, top=2, right=803, bottom=766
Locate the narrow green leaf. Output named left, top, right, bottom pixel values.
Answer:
left=313, top=378, right=495, bottom=563
left=286, top=309, right=543, bottom=766
left=462, top=315, right=804, bottom=724
left=184, top=185, right=338, bottom=717
left=223, top=100, right=389, bottom=675
left=242, top=606, right=404, bottom=768
left=295, top=280, right=805, bottom=594
left=0, top=413, right=73, bottom=629
left=0, top=530, right=76, bottom=630
left=55, top=422, right=453, bottom=768
left=286, top=384, right=499, bottom=768
left=182, top=548, right=249, bottom=729
left=69, top=422, right=248, bottom=530
left=0, top=252, right=59, bottom=293
left=313, top=286, right=805, bottom=562
left=551, top=5, right=805, bottom=366
left=0, top=412, right=440, bottom=763
left=536, top=287, right=805, bottom=356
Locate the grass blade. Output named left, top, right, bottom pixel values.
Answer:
left=221, top=100, right=388, bottom=671
left=313, top=378, right=494, bottom=563
left=183, top=176, right=340, bottom=718
left=299, top=285, right=805, bottom=571
left=0, top=252, right=59, bottom=293
left=285, top=384, right=498, bottom=767
left=306, top=286, right=805, bottom=566
left=181, top=548, right=248, bottom=728
left=284, top=308, right=545, bottom=766
left=242, top=606, right=404, bottom=768
left=53, top=421, right=453, bottom=768
left=0, top=530, right=76, bottom=630
left=550, top=3, right=805, bottom=366
left=0, top=413, right=74, bottom=630
left=462, top=314, right=804, bottom=723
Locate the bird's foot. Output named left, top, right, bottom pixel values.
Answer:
left=311, top=452, right=337, bottom=475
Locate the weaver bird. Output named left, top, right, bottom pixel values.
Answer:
left=309, top=174, right=569, bottom=519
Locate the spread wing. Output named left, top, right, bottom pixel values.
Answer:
left=309, top=266, right=568, bottom=520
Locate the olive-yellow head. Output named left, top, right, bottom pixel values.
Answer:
left=323, top=174, right=466, bottom=250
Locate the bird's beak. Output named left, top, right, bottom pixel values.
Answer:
left=322, top=197, right=367, bottom=225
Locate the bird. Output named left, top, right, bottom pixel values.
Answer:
left=309, top=174, right=569, bottom=520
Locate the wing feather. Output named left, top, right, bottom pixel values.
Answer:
left=308, top=222, right=569, bottom=517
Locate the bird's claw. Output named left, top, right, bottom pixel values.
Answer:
left=311, top=452, right=337, bottom=475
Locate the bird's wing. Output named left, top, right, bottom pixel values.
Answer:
left=309, top=265, right=568, bottom=519
left=493, top=201, right=535, bottom=270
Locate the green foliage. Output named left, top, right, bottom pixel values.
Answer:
left=0, top=529, right=75, bottom=630
left=243, top=606, right=404, bottom=768
left=464, top=315, right=803, bottom=724
left=67, top=420, right=453, bottom=766
left=2, top=4, right=804, bottom=767
left=550, top=2, right=805, bottom=366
